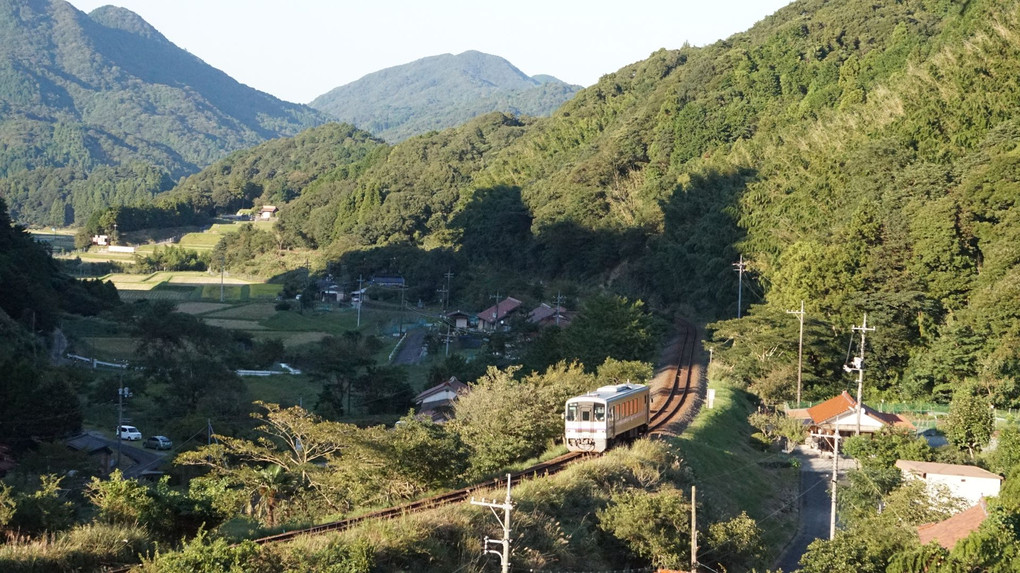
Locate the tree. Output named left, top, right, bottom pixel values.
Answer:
left=597, top=487, right=691, bottom=568
left=389, top=415, right=470, bottom=492
left=86, top=469, right=155, bottom=526
left=945, top=387, right=994, bottom=460
left=563, top=295, right=659, bottom=370
left=842, top=426, right=934, bottom=471
left=451, top=366, right=553, bottom=477
left=176, top=402, right=360, bottom=523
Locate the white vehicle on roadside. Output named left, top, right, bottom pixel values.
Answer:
left=117, top=425, right=142, bottom=440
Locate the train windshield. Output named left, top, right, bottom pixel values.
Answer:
left=566, top=403, right=577, bottom=421
left=594, top=404, right=605, bottom=421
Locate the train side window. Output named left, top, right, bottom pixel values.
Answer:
left=594, top=405, right=605, bottom=421
left=566, top=404, right=577, bottom=421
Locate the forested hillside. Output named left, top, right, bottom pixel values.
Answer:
left=0, top=0, right=326, bottom=227
left=147, top=0, right=1020, bottom=408
left=309, top=51, right=581, bottom=142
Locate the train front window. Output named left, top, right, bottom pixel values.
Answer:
left=566, top=404, right=577, bottom=421
left=594, top=405, right=605, bottom=421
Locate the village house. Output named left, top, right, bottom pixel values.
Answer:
left=446, top=310, right=471, bottom=330
left=414, top=377, right=469, bottom=424
left=528, top=303, right=571, bottom=328
left=896, top=459, right=1003, bottom=506
left=477, top=296, right=522, bottom=332
left=787, top=390, right=913, bottom=451
left=259, top=205, right=278, bottom=219
left=917, top=499, right=990, bottom=549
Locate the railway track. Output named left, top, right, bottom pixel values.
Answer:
left=106, top=321, right=701, bottom=570
left=648, top=320, right=699, bottom=434
left=253, top=320, right=701, bottom=547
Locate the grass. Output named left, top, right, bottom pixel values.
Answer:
left=672, top=369, right=799, bottom=558
left=243, top=374, right=322, bottom=409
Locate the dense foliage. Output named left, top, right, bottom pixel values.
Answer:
left=309, top=50, right=581, bottom=143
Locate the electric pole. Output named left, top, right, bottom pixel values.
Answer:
left=844, top=313, right=875, bottom=435
left=733, top=255, right=746, bottom=318
left=356, top=275, right=364, bottom=328
left=555, top=291, right=565, bottom=327
left=471, top=474, right=513, bottom=573
left=830, top=422, right=840, bottom=540
left=786, top=300, right=805, bottom=406
left=220, top=252, right=225, bottom=303
left=116, top=379, right=128, bottom=468
left=489, top=291, right=501, bottom=332
left=691, top=485, right=698, bottom=573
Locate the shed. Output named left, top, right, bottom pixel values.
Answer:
left=446, top=310, right=471, bottom=330
left=259, top=205, right=278, bottom=219
left=896, top=459, right=1002, bottom=506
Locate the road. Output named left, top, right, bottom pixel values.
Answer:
left=774, top=447, right=852, bottom=571
left=392, top=328, right=427, bottom=365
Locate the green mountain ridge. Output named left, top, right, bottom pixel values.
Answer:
left=0, top=0, right=327, bottom=227
left=151, top=0, right=1020, bottom=407
left=309, top=50, right=582, bottom=142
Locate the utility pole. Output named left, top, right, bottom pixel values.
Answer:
left=356, top=275, right=364, bottom=328
left=844, top=313, right=875, bottom=435
left=399, top=285, right=406, bottom=334
left=220, top=252, right=225, bottom=303
left=116, top=379, right=128, bottom=468
left=471, top=474, right=513, bottom=573
left=786, top=300, right=805, bottom=406
left=489, top=291, right=501, bottom=332
left=207, top=418, right=214, bottom=445
left=733, top=255, right=746, bottom=318
left=555, top=291, right=565, bottom=327
left=691, top=485, right=698, bottom=573
left=443, top=270, right=454, bottom=312
left=830, top=421, right=840, bottom=540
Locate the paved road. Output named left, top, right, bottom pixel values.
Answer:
left=392, top=328, right=427, bottom=365
left=774, top=447, right=850, bottom=571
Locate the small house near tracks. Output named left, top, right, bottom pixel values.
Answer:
left=787, top=390, right=913, bottom=451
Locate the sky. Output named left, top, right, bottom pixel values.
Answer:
left=67, top=0, right=794, bottom=105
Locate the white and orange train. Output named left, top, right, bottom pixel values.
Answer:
left=564, top=383, right=650, bottom=452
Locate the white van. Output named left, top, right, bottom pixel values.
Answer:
left=117, top=425, right=142, bottom=440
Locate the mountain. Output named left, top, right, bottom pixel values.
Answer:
left=0, top=0, right=327, bottom=227
left=308, top=50, right=581, bottom=142
left=154, top=0, right=1020, bottom=408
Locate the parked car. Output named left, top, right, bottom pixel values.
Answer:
left=143, top=435, right=172, bottom=450
left=117, top=425, right=142, bottom=440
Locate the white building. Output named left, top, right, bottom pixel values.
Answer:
left=896, top=459, right=1003, bottom=506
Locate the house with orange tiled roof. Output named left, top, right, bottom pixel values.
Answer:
left=917, top=499, right=990, bottom=549
left=787, top=390, right=913, bottom=451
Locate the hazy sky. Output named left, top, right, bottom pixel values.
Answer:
left=67, top=0, right=794, bottom=104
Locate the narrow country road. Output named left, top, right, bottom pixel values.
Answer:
left=774, top=447, right=850, bottom=571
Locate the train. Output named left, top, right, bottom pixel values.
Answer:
left=564, top=383, right=650, bottom=452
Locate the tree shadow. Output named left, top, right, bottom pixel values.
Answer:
left=643, top=166, right=757, bottom=317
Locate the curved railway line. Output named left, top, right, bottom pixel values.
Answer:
left=251, top=320, right=702, bottom=547
left=105, top=321, right=703, bottom=570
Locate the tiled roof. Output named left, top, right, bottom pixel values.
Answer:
left=477, top=297, right=522, bottom=322
left=414, top=377, right=468, bottom=403
left=896, top=460, right=1004, bottom=480
left=806, top=391, right=856, bottom=424
left=803, top=391, right=913, bottom=429
left=917, top=500, right=989, bottom=549
left=528, top=303, right=567, bottom=323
